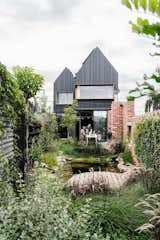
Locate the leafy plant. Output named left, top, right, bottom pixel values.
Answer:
left=61, top=100, right=80, bottom=138
left=134, top=117, right=160, bottom=192
left=13, top=66, right=44, bottom=100
left=0, top=173, right=108, bottom=240
left=0, top=63, right=24, bottom=137
left=72, top=183, right=148, bottom=239
left=39, top=112, right=58, bottom=152
left=135, top=193, right=160, bottom=240
left=121, top=143, right=133, bottom=163
left=29, top=146, right=43, bottom=163
left=13, top=66, right=44, bottom=176
left=122, top=0, right=160, bottom=112
left=42, top=152, right=58, bottom=168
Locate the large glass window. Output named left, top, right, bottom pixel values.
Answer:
left=76, top=85, right=113, bottom=100
left=93, top=111, right=107, bottom=140
left=56, top=93, right=73, bottom=104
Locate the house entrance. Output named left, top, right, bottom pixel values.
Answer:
left=77, top=110, right=107, bottom=141
left=57, top=115, right=67, bottom=138
left=80, top=111, right=93, bottom=130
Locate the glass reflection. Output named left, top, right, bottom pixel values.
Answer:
left=93, top=111, right=107, bottom=140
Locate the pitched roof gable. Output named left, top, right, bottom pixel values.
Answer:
left=54, top=68, right=74, bottom=92
left=76, top=47, right=118, bottom=91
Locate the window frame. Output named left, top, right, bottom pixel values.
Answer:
left=75, top=84, right=114, bottom=100
left=56, top=92, right=73, bottom=105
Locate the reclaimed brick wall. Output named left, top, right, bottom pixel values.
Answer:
left=108, top=101, right=135, bottom=141
left=108, top=102, right=160, bottom=164
left=108, top=102, right=123, bottom=141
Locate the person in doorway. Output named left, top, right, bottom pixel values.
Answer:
left=87, top=124, right=92, bottom=135
left=80, top=126, right=86, bottom=143
left=97, top=131, right=102, bottom=142
left=107, top=128, right=112, bottom=140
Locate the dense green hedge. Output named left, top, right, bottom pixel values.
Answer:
left=134, top=117, right=160, bottom=192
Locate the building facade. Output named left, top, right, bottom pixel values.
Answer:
left=54, top=47, right=134, bottom=140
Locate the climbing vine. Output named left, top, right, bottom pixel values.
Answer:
left=0, top=63, right=44, bottom=180
left=0, top=62, right=24, bottom=137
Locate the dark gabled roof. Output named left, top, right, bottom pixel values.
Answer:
left=54, top=67, right=74, bottom=93
left=75, top=47, right=118, bottom=91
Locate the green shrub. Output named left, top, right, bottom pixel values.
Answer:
left=134, top=117, right=160, bottom=193
left=42, top=152, right=58, bottom=168
left=0, top=170, right=149, bottom=240
left=121, top=143, right=132, bottom=163
left=39, top=112, right=58, bottom=152
left=29, top=146, right=43, bottom=163
left=0, top=173, right=109, bottom=240
left=71, top=183, right=148, bottom=239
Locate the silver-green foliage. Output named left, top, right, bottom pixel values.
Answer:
left=0, top=173, right=107, bottom=240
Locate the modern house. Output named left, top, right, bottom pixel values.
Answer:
left=54, top=47, right=120, bottom=139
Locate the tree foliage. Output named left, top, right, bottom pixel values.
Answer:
left=122, top=0, right=160, bottom=16
left=0, top=63, right=44, bottom=179
left=12, top=66, right=44, bottom=177
left=128, top=78, right=160, bottom=111
left=13, top=66, right=44, bottom=101
left=61, top=100, right=80, bottom=137
left=39, top=112, right=58, bottom=151
left=122, top=0, right=160, bottom=112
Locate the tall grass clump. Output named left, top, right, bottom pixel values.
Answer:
left=136, top=193, right=160, bottom=240
left=71, top=183, right=149, bottom=240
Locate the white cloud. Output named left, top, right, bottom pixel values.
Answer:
left=0, top=0, right=158, bottom=113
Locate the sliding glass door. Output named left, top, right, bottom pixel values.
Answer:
left=93, top=111, right=107, bottom=140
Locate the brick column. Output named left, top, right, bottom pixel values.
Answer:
left=108, top=101, right=135, bottom=142
left=108, top=102, right=124, bottom=141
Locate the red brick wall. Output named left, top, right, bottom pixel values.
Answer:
left=108, top=102, right=123, bottom=141
left=108, top=101, right=135, bottom=141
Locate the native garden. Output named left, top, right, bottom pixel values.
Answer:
left=1, top=1, right=160, bottom=240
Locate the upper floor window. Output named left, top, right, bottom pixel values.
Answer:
left=76, top=85, right=113, bottom=100
left=56, top=93, right=73, bottom=104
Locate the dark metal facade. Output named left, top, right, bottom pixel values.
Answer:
left=54, top=68, right=74, bottom=113
left=54, top=47, right=118, bottom=113
left=77, top=100, right=112, bottom=111
left=75, top=47, right=118, bottom=91
left=75, top=47, right=118, bottom=111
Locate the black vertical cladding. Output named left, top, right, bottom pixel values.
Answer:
left=53, top=47, right=119, bottom=138
left=54, top=68, right=74, bottom=113
left=75, top=47, right=118, bottom=91
left=75, top=47, right=118, bottom=110
left=54, top=47, right=119, bottom=113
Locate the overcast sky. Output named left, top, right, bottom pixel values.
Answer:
left=0, top=0, right=158, bottom=114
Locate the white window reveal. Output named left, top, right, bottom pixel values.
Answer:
left=57, top=93, right=73, bottom=104
left=76, top=85, right=113, bottom=100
